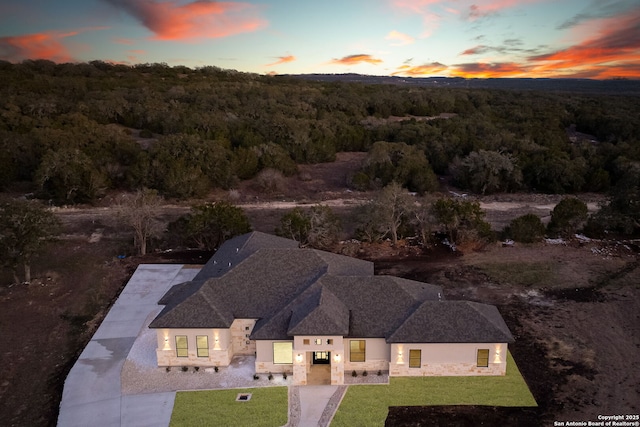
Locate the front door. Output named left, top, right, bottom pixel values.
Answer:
left=312, top=351, right=330, bottom=364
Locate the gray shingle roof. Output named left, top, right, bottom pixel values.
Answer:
left=150, top=232, right=514, bottom=345
left=386, top=301, right=515, bottom=343
left=287, top=286, right=350, bottom=336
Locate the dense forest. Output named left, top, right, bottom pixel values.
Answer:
left=1, top=60, right=639, bottom=206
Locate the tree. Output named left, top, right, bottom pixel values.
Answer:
left=431, top=198, right=493, bottom=246
left=116, top=189, right=163, bottom=255
left=35, top=147, right=107, bottom=204
left=547, top=197, right=588, bottom=237
left=177, top=201, right=251, bottom=250
left=506, top=214, right=546, bottom=243
left=276, top=205, right=342, bottom=249
left=591, top=164, right=640, bottom=236
left=410, top=194, right=437, bottom=246
left=355, top=182, right=413, bottom=245
left=451, top=150, right=522, bottom=194
left=361, top=141, right=438, bottom=194
left=0, top=199, right=60, bottom=283
left=276, top=207, right=310, bottom=245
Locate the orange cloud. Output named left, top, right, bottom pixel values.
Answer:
left=451, top=62, right=529, bottom=78
left=392, top=62, right=448, bottom=76
left=386, top=30, right=415, bottom=46
left=330, top=54, right=383, bottom=66
left=265, top=55, right=296, bottom=67
left=0, top=27, right=107, bottom=63
left=529, top=8, right=640, bottom=78
left=102, top=0, right=267, bottom=41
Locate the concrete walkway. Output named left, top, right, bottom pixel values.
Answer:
left=298, top=386, right=341, bottom=427
left=57, top=264, right=197, bottom=427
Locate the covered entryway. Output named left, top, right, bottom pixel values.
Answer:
left=307, top=352, right=331, bottom=384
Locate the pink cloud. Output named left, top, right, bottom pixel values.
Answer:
left=0, top=27, right=108, bottom=63
left=391, top=0, right=548, bottom=36
left=102, top=0, right=267, bottom=41
left=385, top=30, right=415, bottom=46
left=265, top=55, right=296, bottom=67
left=330, top=54, right=383, bottom=65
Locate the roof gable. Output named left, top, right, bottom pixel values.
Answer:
left=287, top=286, right=350, bottom=336
left=386, top=301, right=514, bottom=343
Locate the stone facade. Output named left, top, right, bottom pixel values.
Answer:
left=155, top=328, right=232, bottom=367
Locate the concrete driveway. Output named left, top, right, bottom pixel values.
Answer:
left=57, top=264, right=198, bottom=427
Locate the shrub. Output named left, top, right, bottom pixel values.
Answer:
left=214, top=366, right=219, bottom=373
left=253, top=374, right=259, bottom=380
left=268, top=373, right=274, bottom=381
left=194, top=366, right=199, bottom=372
left=362, top=370, right=368, bottom=377
left=282, top=372, right=287, bottom=380
left=352, top=370, right=357, bottom=377
left=181, top=366, right=188, bottom=372
left=507, top=213, right=546, bottom=243
left=547, top=197, right=588, bottom=237
left=377, top=370, right=382, bottom=376
left=165, top=366, right=171, bottom=372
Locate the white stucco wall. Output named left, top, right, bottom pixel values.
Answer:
left=389, top=343, right=509, bottom=376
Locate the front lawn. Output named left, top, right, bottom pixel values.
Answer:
left=331, top=352, right=536, bottom=426
left=170, top=387, right=288, bottom=427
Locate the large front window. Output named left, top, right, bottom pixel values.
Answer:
left=175, top=335, right=188, bottom=357
left=273, top=342, right=293, bottom=364
left=196, top=336, right=209, bottom=357
left=350, top=340, right=366, bottom=362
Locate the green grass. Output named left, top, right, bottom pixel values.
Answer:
left=478, top=261, right=556, bottom=287
left=169, top=387, right=288, bottom=427
left=331, top=352, right=536, bottom=427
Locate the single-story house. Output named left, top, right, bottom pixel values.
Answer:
left=149, top=231, right=514, bottom=385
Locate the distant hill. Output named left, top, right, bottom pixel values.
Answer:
left=283, top=74, right=640, bottom=95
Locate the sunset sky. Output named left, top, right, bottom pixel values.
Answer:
left=1, top=0, right=639, bottom=79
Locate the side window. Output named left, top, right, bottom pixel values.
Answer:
left=176, top=335, right=188, bottom=357
left=409, top=349, right=421, bottom=368
left=477, top=349, right=489, bottom=367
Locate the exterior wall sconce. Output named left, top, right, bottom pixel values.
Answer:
left=296, top=353, right=303, bottom=363
left=397, top=347, right=404, bottom=364
left=163, top=334, right=171, bottom=350
left=334, top=353, right=341, bottom=362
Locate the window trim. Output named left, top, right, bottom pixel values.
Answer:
left=196, top=335, right=209, bottom=358
left=477, top=349, right=490, bottom=367
left=175, top=335, right=188, bottom=358
left=273, top=342, right=293, bottom=364
left=409, top=349, right=421, bottom=368
left=349, top=340, right=366, bottom=362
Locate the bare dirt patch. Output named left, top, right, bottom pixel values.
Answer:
left=375, top=242, right=640, bottom=426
